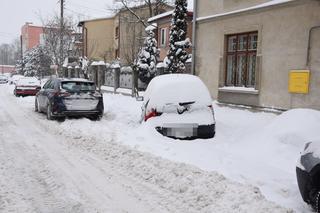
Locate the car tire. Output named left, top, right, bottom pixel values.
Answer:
left=90, top=114, right=103, bottom=121
left=34, top=98, right=39, bottom=112
left=46, top=104, right=54, bottom=120
left=35, top=98, right=41, bottom=112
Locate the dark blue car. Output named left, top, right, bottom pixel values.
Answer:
left=35, top=78, right=104, bottom=120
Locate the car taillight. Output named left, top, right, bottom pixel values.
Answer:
left=92, top=91, right=102, bottom=98
left=144, top=109, right=157, bottom=121
left=56, top=91, right=70, bottom=97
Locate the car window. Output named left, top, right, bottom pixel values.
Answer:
left=43, top=80, right=51, bottom=89
left=49, top=80, right=55, bottom=89
left=61, top=81, right=95, bottom=92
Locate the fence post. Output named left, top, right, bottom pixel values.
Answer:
left=114, top=67, right=120, bottom=93
left=131, top=66, right=138, bottom=97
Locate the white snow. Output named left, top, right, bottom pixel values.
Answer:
left=156, top=62, right=165, bottom=68
left=219, top=86, right=259, bottom=94
left=91, top=61, right=105, bottom=66
left=0, top=84, right=291, bottom=212
left=2, top=82, right=320, bottom=212
left=16, top=77, right=40, bottom=87
left=148, top=8, right=193, bottom=23
left=197, top=0, right=295, bottom=22
left=145, top=23, right=157, bottom=32
left=110, top=63, right=121, bottom=69
left=148, top=10, right=174, bottom=22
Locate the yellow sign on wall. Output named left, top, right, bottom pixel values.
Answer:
left=288, top=70, right=310, bottom=94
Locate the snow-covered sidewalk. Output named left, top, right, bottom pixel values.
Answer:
left=1, top=83, right=317, bottom=212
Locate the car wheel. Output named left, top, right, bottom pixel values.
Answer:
left=46, top=104, right=54, bottom=120
left=57, top=117, right=66, bottom=122
left=90, top=114, right=103, bottom=121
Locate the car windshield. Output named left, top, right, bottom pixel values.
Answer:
left=61, top=81, right=95, bottom=92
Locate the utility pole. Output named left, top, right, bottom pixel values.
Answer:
left=60, top=0, right=64, bottom=77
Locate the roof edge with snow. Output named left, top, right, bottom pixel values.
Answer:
left=148, top=10, right=193, bottom=23
left=197, top=0, right=297, bottom=22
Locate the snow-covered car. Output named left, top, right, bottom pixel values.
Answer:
left=140, top=74, right=215, bottom=139
left=14, top=77, right=41, bottom=97
left=296, top=141, right=320, bottom=211
left=0, top=75, right=8, bottom=84
left=9, top=74, right=24, bottom=85
left=35, top=78, right=104, bottom=120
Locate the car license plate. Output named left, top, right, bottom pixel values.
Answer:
left=162, top=123, right=198, bottom=138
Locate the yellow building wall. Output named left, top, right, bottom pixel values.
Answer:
left=84, top=18, right=115, bottom=62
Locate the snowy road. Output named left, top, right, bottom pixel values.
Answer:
left=0, top=84, right=292, bottom=213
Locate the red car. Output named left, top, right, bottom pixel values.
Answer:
left=14, top=77, right=41, bottom=97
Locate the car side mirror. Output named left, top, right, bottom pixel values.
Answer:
left=136, top=96, right=144, bottom=101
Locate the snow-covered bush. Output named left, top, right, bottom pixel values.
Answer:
left=164, top=0, right=191, bottom=73
left=136, top=25, right=159, bottom=84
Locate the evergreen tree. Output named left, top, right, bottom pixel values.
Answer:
left=164, top=0, right=191, bottom=73
left=22, top=46, right=52, bottom=77
left=136, top=25, right=159, bottom=84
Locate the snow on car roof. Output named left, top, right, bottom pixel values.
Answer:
left=16, top=77, right=40, bottom=86
left=60, top=78, right=94, bottom=83
left=144, top=74, right=212, bottom=109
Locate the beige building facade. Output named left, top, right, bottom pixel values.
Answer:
left=195, top=0, right=320, bottom=110
left=115, top=4, right=173, bottom=66
left=79, top=17, right=116, bottom=62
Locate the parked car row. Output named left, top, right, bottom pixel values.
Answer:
left=26, top=74, right=214, bottom=138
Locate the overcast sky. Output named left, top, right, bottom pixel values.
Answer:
left=0, top=0, right=193, bottom=44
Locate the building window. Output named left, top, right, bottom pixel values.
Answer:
left=115, top=49, right=119, bottom=58
left=160, top=28, right=167, bottom=47
left=115, top=26, right=119, bottom=39
left=225, top=32, right=258, bottom=87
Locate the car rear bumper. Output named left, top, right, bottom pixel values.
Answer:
left=156, top=124, right=215, bottom=140
left=15, top=89, right=39, bottom=95
left=52, top=110, right=102, bottom=117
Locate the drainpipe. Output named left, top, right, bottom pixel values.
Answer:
left=191, top=0, right=197, bottom=75
left=84, top=26, right=88, bottom=58
left=306, top=25, right=320, bottom=68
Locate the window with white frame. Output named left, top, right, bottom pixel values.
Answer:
left=160, top=28, right=167, bottom=47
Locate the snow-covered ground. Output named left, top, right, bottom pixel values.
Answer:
left=1, top=84, right=318, bottom=212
